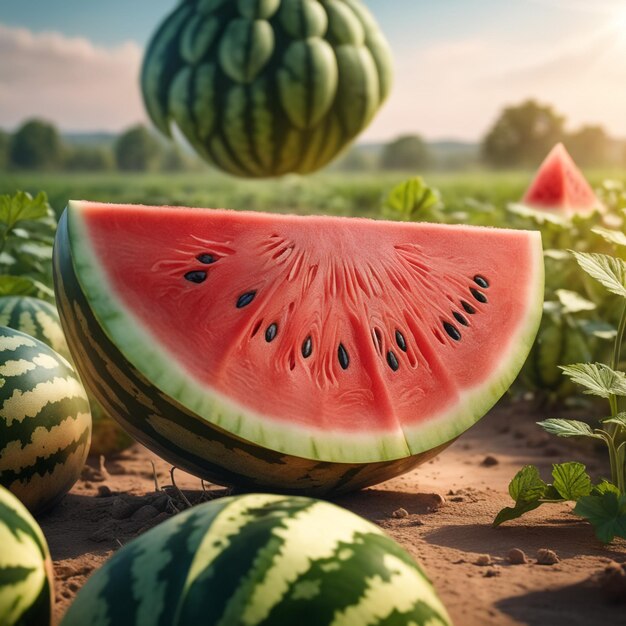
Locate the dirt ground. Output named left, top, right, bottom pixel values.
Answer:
left=40, top=399, right=626, bottom=626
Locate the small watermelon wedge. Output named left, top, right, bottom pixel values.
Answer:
left=522, top=143, right=601, bottom=216
left=53, top=202, right=543, bottom=494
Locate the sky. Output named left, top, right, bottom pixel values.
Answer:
left=1, top=0, right=626, bottom=142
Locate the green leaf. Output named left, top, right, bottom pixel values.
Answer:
left=383, top=177, right=441, bottom=221
left=509, top=465, right=547, bottom=501
left=544, top=249, right=571, bottom=261
left=579, top=320, right=617, bottom=341
left=594, top=480, right=621, bottom=496
left=0, top=191, right=50, bottom=228
left=574, top=492, right=626, bottom=543
left=559, top=363, right=626, bottom=398
left=507, top=203, right=569, bottom=226
left=591, top=226, right=626, bottom=248
left=571, top=251, right=626, bottom=299
left=0, top=275, right=37, bottom=296
left=493, top=500, right=543, bottom=527
left=551, top=462, right=593, bottom=500
left=555, top=289, right=596, bottom=314
left=602, top=412, right=626, bottom=428
left=537, top=418, right=602, bottom=439
left=0, top=252, right=16, bottom=267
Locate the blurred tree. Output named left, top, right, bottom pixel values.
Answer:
left=482, top=100, right=565, bottom=168
left=0, top=131, right=9, bottom=170
left=9, top=119, right=63, bottom=170
left=65, top=146, right=114, bottom=171
left=564, top=125, right=611, bottom=168
left=380, top=135, right=433, bottom=171
left=114, top=125, right=161, bottom=171
left=160, top=147, right=191, bottom=172
left=332, top=146, right=376, bottom=172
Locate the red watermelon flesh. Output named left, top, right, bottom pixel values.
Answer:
left=523, top=143, right=599, bottom=215
left=66, top=202, right=543, bottom=463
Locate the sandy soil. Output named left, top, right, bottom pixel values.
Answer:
left=40, top=399, right=626, bottom=626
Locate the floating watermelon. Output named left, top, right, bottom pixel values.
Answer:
left=141, top=0, right=393, bottom=177
left=522, top=143, right=601, bottom=216
left=54, top=201, right=543, bottom=494
left=0, top=327, right=91, bottom=513
left=0, top=484, right=53, bottom=626
left=60, top=494, right=452, bottom=626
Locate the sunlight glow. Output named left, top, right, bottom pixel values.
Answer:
left=615, top=5, right=626, bottom=42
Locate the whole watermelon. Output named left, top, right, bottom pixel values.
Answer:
left=0, top=296, right=133, bottom=456
left=142, top=0, right=393, bottom=177
left=0, top=296, right=70, bottom=360
left=0, top=326, right=92, bottom=513
left=61, top=494, right=451, bottom=626
left=0, top=485, right=53, bottom=626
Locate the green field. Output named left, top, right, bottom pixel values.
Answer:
left=1, top=169, right=624, bottom=219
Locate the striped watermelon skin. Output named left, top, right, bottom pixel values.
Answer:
left=61, top=494, right=451, bottom=626
left=53, top=212, right=446, bottom=496
left=0, top=326, right=91, bottom=514
left=0, top=485, right=53, bottom=626
left=141, top=0, right=393, bottom=177
left=0, top=295, right=133, bottom=456
left=0, top=296, right=71, bottom=361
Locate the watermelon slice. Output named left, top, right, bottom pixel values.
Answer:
left=54, top=202, right=543, bottom=493
left=522, top=143, right=601, bottom=215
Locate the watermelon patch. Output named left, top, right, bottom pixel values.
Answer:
left=522, top=143, right=601, bottom=215
left=54, top=201, right=543, bottom=492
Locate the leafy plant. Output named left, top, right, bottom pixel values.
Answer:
left=495, top=249, right=626, bottom=542
left=0, top=191, right=57, bottom=302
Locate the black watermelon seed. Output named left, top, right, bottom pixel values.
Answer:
left=197, top=254, right=216, bottom=265
left=236, top=291, right=257, bottom=308
left=461, top=300, right=476, bottom=314
left=453, top=311, right=469, bottom=326
left=474, top=275, right=489, bottom=289
left=265, top=323, right=278, bottom=343
left=470, top=288, right=488, bottom=304
left=338, top=344, right=350, bottom=370
left=302, top=336, right=312, bottom=359
left=395, top=330, right=407, bottom=352
left=184, top=271, right=207, bottom=284
left=387, top=351, right=399, bottom=371
left=443, top=322, right=461, bottom=341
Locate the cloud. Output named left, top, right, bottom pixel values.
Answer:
left=0, top=23, right=145, bottom=131
left=363, top=29, right=626, bottom=142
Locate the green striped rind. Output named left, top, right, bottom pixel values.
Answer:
left=61, top=494, right=452, bottom=626
left=141, top=0, right=393, bottom=177
left=0, top=485, right=53, bottom=626
left=0, top=327, right=91, bottom=514
left=0, top=296, right=70, bottom=361
left=0, top=295, right=132, bottom=456
left=53, top=211, right=445, bottom=495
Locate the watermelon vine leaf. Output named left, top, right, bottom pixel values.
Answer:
left=574, top=492, right=626, bottom=543
left=559, top=363, right=626, bottom=398
left=555, top=289, right=596, bottom=314
left=602, top=413, right=626, bottom=429
left=551, top=462, right=593, bottom=500
left=0, top=191, right=57, bottom=302
left=591, top=226, right=626, bottom=248
left=383, top=177, right=442, bottom=222
left=537, top=418, right=603, bottom=439
left=571, top=251, right=626, bottom=299
left=494, top=464, right=594, bottom=527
